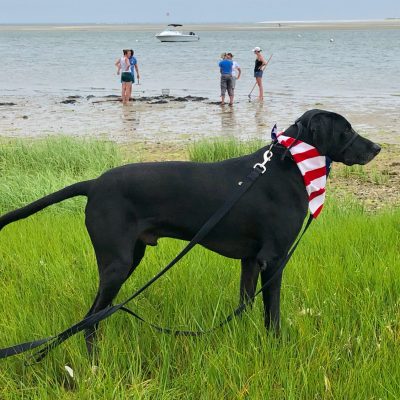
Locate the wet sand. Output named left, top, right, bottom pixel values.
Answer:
left=1, top=93, right=399, bottom=144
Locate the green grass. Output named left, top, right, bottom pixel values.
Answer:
left=332, top=164, right=391, bottom=185
left=0, top=137, right=399, bottom=399
left=0, top=137, right=122, bottom=212
left=188, top=138, right=264, bottom=163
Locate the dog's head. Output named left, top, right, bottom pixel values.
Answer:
left=293, top=109, right=381, bottom=165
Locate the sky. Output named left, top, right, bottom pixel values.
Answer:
left=0, top=0, right=399, bottom=24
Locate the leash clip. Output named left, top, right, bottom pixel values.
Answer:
left=253, top=149, right=273, bottom=174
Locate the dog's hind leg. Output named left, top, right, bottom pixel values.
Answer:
left=83, top=214, right=146, bottom=359
left=83, top=240, right=146, bottom=316
left=127, top=240, right=146, bottom=279
left=239, top=257, right=260, bottom=306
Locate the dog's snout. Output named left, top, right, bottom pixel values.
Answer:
left=372, top=143, right=381, bottom=155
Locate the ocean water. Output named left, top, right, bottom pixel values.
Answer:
left=0, top=26, right=399, bottom=142
left=1, top=27, right=399, bottom=98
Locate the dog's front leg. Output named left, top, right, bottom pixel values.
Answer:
left=239, top=257, right=259, bottom=305
left=259, top=261, right=283, bottom=334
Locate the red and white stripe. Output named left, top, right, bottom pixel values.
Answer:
left=277, top=133, right=327, bottom=218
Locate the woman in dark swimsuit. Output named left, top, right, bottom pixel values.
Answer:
left=253, top=47, right=267, bottom=101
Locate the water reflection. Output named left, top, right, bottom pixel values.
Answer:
left=254, top=101, right=268, bottom=134
left=219, top=106, right=236, bottom=134
left=121, top=103, right=139, bottom=134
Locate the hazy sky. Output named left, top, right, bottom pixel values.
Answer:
left=1, top=0, right=399, bottom=24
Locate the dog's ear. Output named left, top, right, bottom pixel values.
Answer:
left=308, top=113, right=333, bottom=155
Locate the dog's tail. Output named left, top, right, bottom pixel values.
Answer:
left=0, top=180, right=93, bottom=231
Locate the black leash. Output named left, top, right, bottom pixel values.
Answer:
left=1, top=144, right=280, bottom=362
left=119, top=213, right=313, bottom=336
left=29, top=212, right=313, bottom=363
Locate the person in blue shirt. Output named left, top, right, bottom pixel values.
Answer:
left=128, top=49, right=140, bottom=85
left=218, top=54, right=234, bottom=106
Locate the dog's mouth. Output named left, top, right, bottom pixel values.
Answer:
left=343, top=142, right=381, bottom=166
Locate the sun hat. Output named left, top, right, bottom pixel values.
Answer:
left=252, top=46, right=262, bottom=52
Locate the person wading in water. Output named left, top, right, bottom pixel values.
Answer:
left=253, top=46, right=267, bottom=101
left=219, top=53, right=234, bottom=106
left=115, top=49, right=133, bottom=105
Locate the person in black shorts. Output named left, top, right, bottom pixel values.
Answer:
left=253, top=46, right=267, bottom=101
left=115, top=49, right=133, bottom=104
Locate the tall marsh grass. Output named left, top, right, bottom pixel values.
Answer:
left=188, top=138, right=264, bottom=162
left=0, top=137, right=121, bottom=212
left=0, top=137, right=399, bottom=399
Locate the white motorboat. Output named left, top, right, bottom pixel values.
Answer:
left=156, top=24, right=200, bottom=42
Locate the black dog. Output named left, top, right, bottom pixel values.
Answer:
left=0, top=110, right=380, bottom=356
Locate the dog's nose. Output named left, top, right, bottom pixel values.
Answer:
left=372, top=143, right=381, bottom=155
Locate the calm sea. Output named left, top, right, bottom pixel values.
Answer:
left=1, top=27, right=399, bottom=98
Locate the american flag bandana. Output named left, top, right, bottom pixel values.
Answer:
left=271, top=124, right=329, bottom=218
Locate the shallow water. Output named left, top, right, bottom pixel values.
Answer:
left=0, top=27, right=399, bottom=143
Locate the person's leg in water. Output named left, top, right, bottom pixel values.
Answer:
left=122, top=82, right=129, bottom=104
left=228, top=76, right=234, bottom=106
left=121, top=82, right=126, bottom=104
left=256, top=76, right=264, bottom=101
left=220, top=75, right=226, bottom=105
left=126, top=82, right=133, bottom=103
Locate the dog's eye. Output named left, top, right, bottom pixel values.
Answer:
left=343, top=125, right=352, bottom=137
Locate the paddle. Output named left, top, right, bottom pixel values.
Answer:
left=248, top=53, right=273, bottom=101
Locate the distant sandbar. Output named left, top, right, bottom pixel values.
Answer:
left=1, top=20, right=399, bottom=32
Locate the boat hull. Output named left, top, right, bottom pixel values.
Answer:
left=156, top=35, right=200, bottom=42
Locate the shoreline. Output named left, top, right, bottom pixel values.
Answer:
left=1, top=93, right=399, bottom=145
left=1, top=135, right=399, bottom=211
left=1, top=20, right=400, bottom=32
